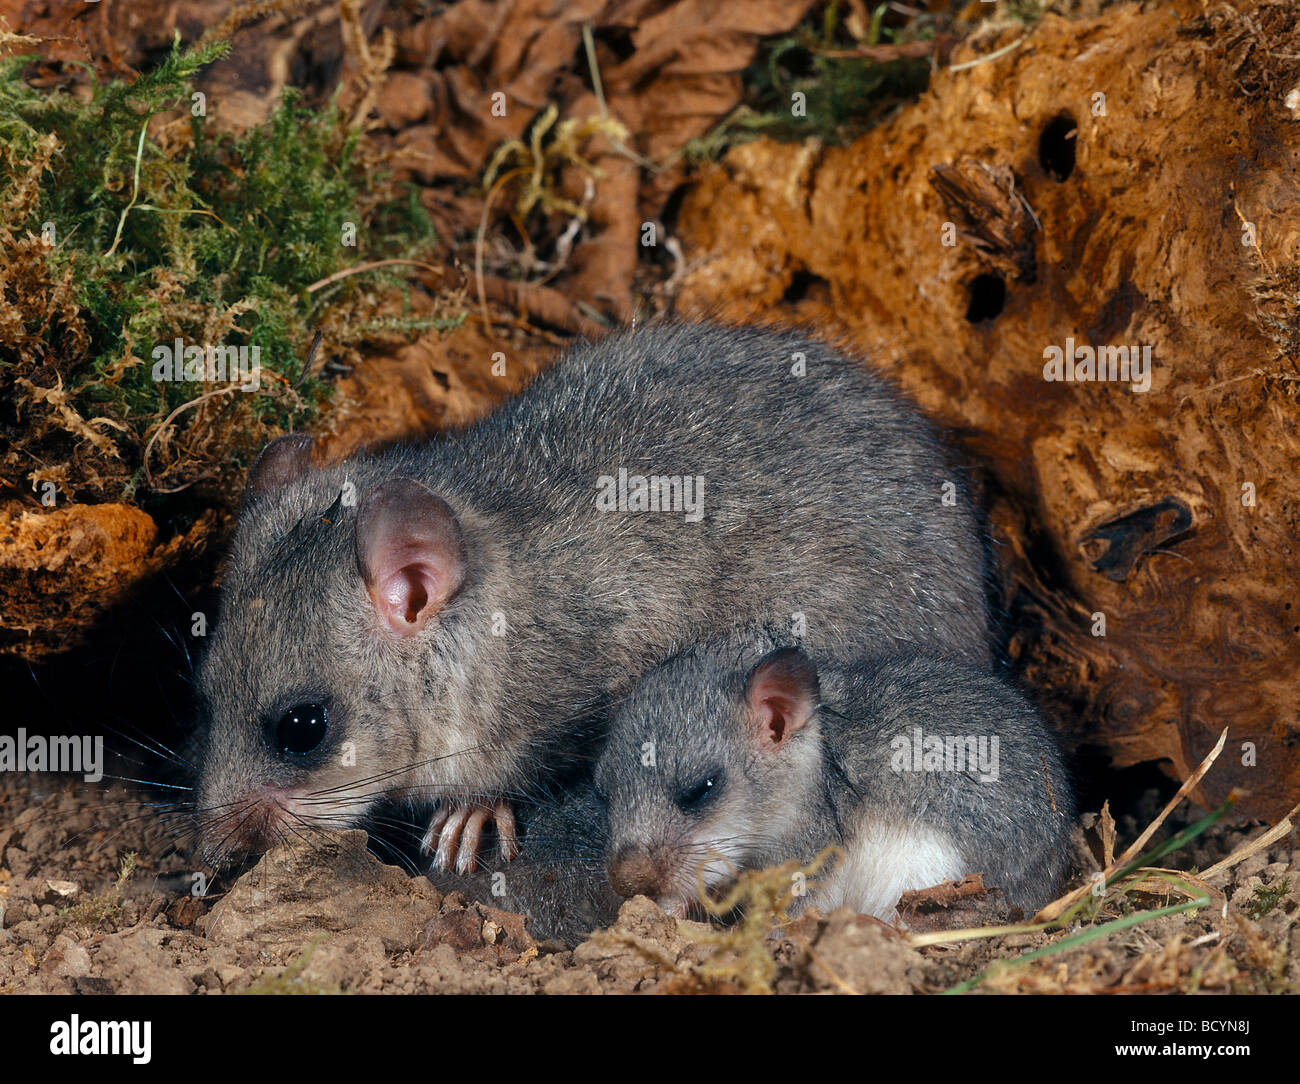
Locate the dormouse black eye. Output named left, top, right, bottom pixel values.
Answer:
left=277, top=703, right=328, bottom=755
left=676, top=771, right=723, bottom=812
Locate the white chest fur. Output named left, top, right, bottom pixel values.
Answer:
left=810, top=815, right=966, bottom=922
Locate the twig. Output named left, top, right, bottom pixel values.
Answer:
left=582, top=24, right=607, bottom=119
left=949, top=34, right=1029, bottom=73
left=293, top=329, right=324, bottom=389
left=305, top=259, right=443, bottom=294
left=907, top=918, right=1054, bottom=949
left=143, top=385, right=243, bottom=486
left=105, top=120, right=149, bottom=258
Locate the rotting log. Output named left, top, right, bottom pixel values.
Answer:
left=673, top=1, right=1300, bottom=821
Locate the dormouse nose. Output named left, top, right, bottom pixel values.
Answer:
left=608, top=844, right=664, bottom=899
left=200, top=788, right=283, bottom=862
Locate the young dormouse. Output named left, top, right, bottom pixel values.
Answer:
left=595, top=638, right=1073, bottom=920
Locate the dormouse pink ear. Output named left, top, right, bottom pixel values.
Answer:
left=355, top=478, right=466, bottom=636
left=246, top=434, right=315, bottom=498
left=744, top=647, right=820, bottom=749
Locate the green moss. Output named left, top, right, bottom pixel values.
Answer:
left=59, top=852, right=137, bottom=929
left=1247, top=879, right=1291, bottom=921
left=240, top=938, right=343, bottom=995
left=1004, top=0, right=1047, bottom=24
left=684, top=1, right=937, bottom=158
left=0, top=34, right=437, bottom=508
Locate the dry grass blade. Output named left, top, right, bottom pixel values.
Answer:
left=305, top=259, right=445, bottom=294
left=1098, top=799, right=1116, bottom=866
left=909, top=749, right=1238, bottom=951
left=938, top=790, right=1249, bottom=994
left=1200, top=799, right=1300, bottom=882
left=1122, top=868, right=1221, bottom=905
left=1115, top=727, right=1229, bottom=866
left=1033, top=726, right=1228, bottom=923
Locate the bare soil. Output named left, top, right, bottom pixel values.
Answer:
left=1, top=773, right=1295, bottom=995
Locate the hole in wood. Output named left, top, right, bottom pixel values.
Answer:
left=965, top=273, right=1006, bottom=323
left=782, top=269, right=831, bottom=304
left=1039, top=113, right=1078, bottom=181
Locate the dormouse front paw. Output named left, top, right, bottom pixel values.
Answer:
left=421, top=797, right=520, bottom=874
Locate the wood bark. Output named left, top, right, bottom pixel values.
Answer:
left=673, top=1, right=1300, bottom=820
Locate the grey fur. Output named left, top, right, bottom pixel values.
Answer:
left=594, top=635, right=1074, bottom=915
left=427, top=789, right=622, bottom=947
left=193, top=321, right=990, bottom=861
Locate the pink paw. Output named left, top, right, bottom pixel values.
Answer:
left=421, top=797, right=520, bottom=874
